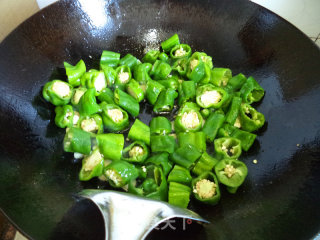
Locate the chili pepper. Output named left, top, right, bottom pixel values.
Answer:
left=97, top=88, right=115, bottom=104
left=199, top=63, right=212, bottom=84
left=211, top=68, right=232, bottom=87
left=63, top=127, right=92, bottom=155
left=79, top=148, right=104, bottom=181
left=153, top=88, right=178, bottom=113
left=157, top=77, right=179, bottom=90
left=167, top=165, right=192, bottom=185
left=126, top=79, right=145, bottom=102
left=100, top=103, right=129, bottom=132
left=174, top=107, right=203, bottom=133
left=119, top=53, right=141, bottom=70
left=172, top=58, right=188, bottom=77
left=100, top=50, right=120, bottom=68
left=150, top=60, right=172, bottom=80
left=150, top=116, right=172, bottom=135
left=202, top=111, right=225, bottom=142
left=100, top=64, right=117, bottom=87
left=196, top=84, right=229, bottom=109
left=200, top=108, right=211, bottom=119
left=178, top=80, right=196, bottom=106
left=150, top=135, right=176, bottom=154
left=78, top=88, right=101, bottom=116
left=54, top=105, right=74, bottom=128
left=142, top=50, right=160, bottom=64
left=186, top=57, right=205, bottom=82
left=121, top=141, right=149, bottom=163
left=133, top=63, right=152, bottom=84
left=225, top=96, right=242, bottom=125
left=224, top=73, right=247, bottom=93
left=161, top=34, right=180, bottom=52
left=168, top=182, right=191, bottom=208
left=231, top=126, right=256, bottom=151
left=64, top=60, right=86, bottom=87
left=177, top=132, right=206, bottom=153
left=114, top=88, right=140, bottom=117
left=72, top=111, right=81, bottom=128
left=170, top=144, right=201, bottom=169
left=158, top=52, right=169, bottom=62
left=217, top=123, right=236, bottom=138
left=170, top=44, right=192, bottom=59
left=240, top=76, right=264, bottom=104
left=80, top=69, right=98, bottom=87
left=80, top=114, right=103, bottom=134
left=145, top=152, right=173, bottom=176
left=146, top=79, right=165, bottom=105
left=115, top=65, right=132, bottom=91
left=104, top=160, right=139, bottom=187
left=42, top=80, right=73, bottom=106
left=214, top=158, right=248, bottom=189
left=192, top=172, right=220, bottom=205
left=200, top=54, right=213, bottom=69
left=96, top=133, right=124, bottom=161
left=71, top=87, right=87, bottom=106
left=177, top=101, right=200, bottom=113
left=214, top=137, right=242, bottom=159
left=192, top=152, right=219, bottom=176
left=239, top=103, right=265, bottom=132
left=86, top=71, right=107, bottom=95
left=128, top=119, right=150, bottom=145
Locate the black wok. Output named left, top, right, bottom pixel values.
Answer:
left=0, top=0, right=320, bottom=239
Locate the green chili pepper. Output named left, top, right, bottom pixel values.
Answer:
left=161, top=34, right=180, bottom=52
left=100, top=64, right=117, bottom=87
left=145, top=153, right=173, bottom=177
left=214, top=137, right=242, bottom=159
left=100, top=103, right=129, bottom=132
left=79, top=148, right=104, bottom=181
left=174, top=107, right=203, bottom=133
left=126, top=79, right=144, bottom=102
left=146, top=79, right=165, bottom=105
left=80, top=69, right=97, bottom=87
left=86, top=71, right=107, bottom=95
left=200, top=54, right=213, bottom=69
left=225, top=96, right=242, bottom=125
left=178, top=132, right=206, bottom=153
left=100, top=50, right=120, bottom=68
left=104, top=160, right=139, bottom=187
left=224, top=73, right=247, bottom=93
left=172, top=58, right=188, bottom=77
left=122, top=141, right=149, bottom=163
left=54, top=105, right=74, bottom=128
left=97, top=88, right=115, bottom=104
left=230, top=126, right=256, bottom=151
left=71, top=87, right=87, bottom=106
left=133, top=63, right=152, bottom=84
left=192, top=152, right=219, bottom=176
left=78, top=88, right=101, bottom=116
left=64, top=60, right=86, bottom=87
left=158, top=52, right=169, bottom=62
left=192, top=172, right=220, bottom=205
left=240, top=76, right=264, bottom=104
left=196, top=84, right=229, bottom=109
left=80, top=114, right=103, bottom=134
left=128, top=119, right=150, bottom=145
left=142, top=50, right=160, bottom=64
left=153, top=88, right=178, bottom=113
left=211, top=68, right=232, bottom=87
left=200, top=108, right=211, bottom=119
left=42, top=80, right=73, bottom=106
left=214, top=158, right=248, bottom=189
left=119, top=54, right=141, bottom=70
left=150, top=116, right=172, bottom=135
left=202, top=111, right=225, bottom=142
left=177, top=102, right=200, bottom=113
left=168, top=182, right=191, bottom=208
left=170, top=144, right=201, bottom=169
left=150, top=135, right=176, bottom=154
left=178, top=80, right=196, bottom=106
left=186, top=58, right=205, bottom=82
left=63, top=127, right=92, bottom=155
left=150, top=60, right=172, bottom=80
left=168, top=165, right=192, bottom=185
left=96, top=133, right=124, bottom=161
left=199, top=63, right=212, bottom=84
left=170, top=44, right=192, bottom=59
left=239, top=103, right=265, bottom=132
left=115, top=65, right=132, bottom=91
left=114, top=88, right=140, bottom=117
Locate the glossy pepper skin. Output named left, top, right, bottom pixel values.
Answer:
left=170, top=144, right=201, bottom=169
left=158, top=52, right=169, bottom=63
left=100, top=103, right=129, bottom=132
left=192, top=152, right=219, bottom=176
left=97, top=88, right=115, bottom=104
left=192, top=172, right=221, bottom=205
left=114, top=88, right=140, bottom=117
left=161, top=34, right=180, bottom=52
left=150, top=60, right=172, bottom=80
left=80, top=114, right=104, bottom=134
left=100, top=50, right=120, bottom=68
left=63, top=127, right=92, bottom=155
left=150, top=135, right=176, bottom=154
left=224, top=73, right=247, bottom=93
left=157, top=77, right=179, bottom=90
left=78, top=88, right=101, bottom=116
left=79, top=148, right=104, bottom=181
left=100, top=64, right=117, bottom=87
left=64, top=60, right=86, bottom=87
left=128, top=119, right=150, bottom=145
left=145, top=153, right=173, bottom=177
left=54, top=105, right=74, bottom=128
left=119, top=54, right=141, bottom=70
left=133, top=63, right=152, bottom=84
left=214, top=137, right=242, bottom=159
left=168, top=182, right=191, bottom=208
left=153, top=88, right=178, bottom=113
left=172, top=58, right=188, bottom=77
left=150, top=116, right=172, bottom=135
left=178, top=80, right=196, bottom=106
left=86, top=71, right=107, bottom=95
left=240, top=76, right=265, bottom=104
left=167, top=165, right=192, bottom=185
left=142, top=50, right=160, bottom=64
left=211, top=68, right=232, bottom=87
left=126, top=79, right=145, bottom=102
left=174, top=107, right=203, bottom=133
left=43, top=80, right=73, bottom=106
left=239, top=103, right=265, bottom=132
left=115, top=65, right=132, bottom=91
left=96, top=133, right=124, bottom=161
left=225, top=96, right=242, bottom=125
left=202, top=111, right=225, bottom=142
left=170, top=44, right=192, bottom=59
left=71, top=87, right=87, bottom=106
left=196, top=84, right=229, bottom=109
left=178, top=132, right=206, bottom=153
left=121, top=141, right=149, bottom=163
left=146, top=79, right=165, bottom=105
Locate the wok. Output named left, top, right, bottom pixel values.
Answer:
left=0, top=0, right=320, bottom=239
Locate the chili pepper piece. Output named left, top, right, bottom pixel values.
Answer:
left=114, top=88, right=140, bottom=117
left=214, top=137, right=242, bottom=159
left=79, top=148, right=104, bottom=181
left=100, top=103, right=129, bottom=132
left=150, top=116, right=172, bottom=135
left=63, top=127, right=92, bottom=155
left=122, top=141, right=149, bottom=163
left=170, top=144, right=201, bottom=169
left=167, top=165, right=192, bottom=185
left=54, top=105, right=74, bottom=128
left=42, top=80, right=73, bottom=106
left=128, top=119, right=150, bottom=146
left=96, top=133, right=124, bottom=161
left=192, top=152, right=219, bottom=176
left=64, top=60, right=86, bottom=87
left=150, top=135, right=176, bottom=154
left=168, top=182, right=191, bottom=208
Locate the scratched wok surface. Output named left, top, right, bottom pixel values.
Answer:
left=0, top=0, right=320, bottom=239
